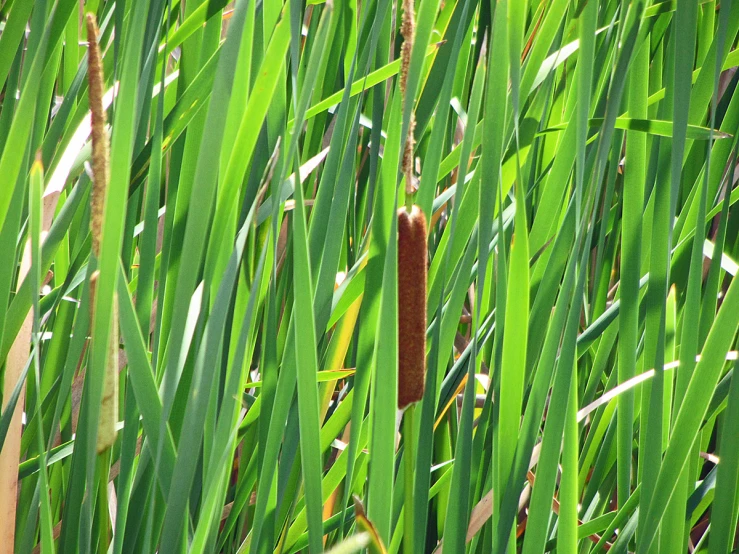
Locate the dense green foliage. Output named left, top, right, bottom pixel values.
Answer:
left=0, top=0, right=739, bottom=552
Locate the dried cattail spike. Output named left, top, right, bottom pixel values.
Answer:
left=399, top=0, right=415, bottom=96
left=86, top=13, right=109, bottom=259
left=399, top=0, right=417, bottom=194
left=397, top=205, right=427, bottom=409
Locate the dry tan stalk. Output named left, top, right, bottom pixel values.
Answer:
left=0, top=245, right=34, bottom=554
left=0, top=182, right=59, bottom=553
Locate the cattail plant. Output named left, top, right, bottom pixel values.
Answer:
left=397, top=205, right=427, bottom=409
left=87, top=13, right=118, bottom=453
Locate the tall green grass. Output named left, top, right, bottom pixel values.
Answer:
left=1, top=0, right=739, bottom=552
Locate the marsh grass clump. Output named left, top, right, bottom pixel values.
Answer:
left=1, top=2, right=738, bottom=552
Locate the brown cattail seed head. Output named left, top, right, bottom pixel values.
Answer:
left=86, top=13, right=109, bottom=259
left=397, top=205, right=427, bottom=409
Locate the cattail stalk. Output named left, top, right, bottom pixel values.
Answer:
left=87, top=13, right=118, bottom=453
left=400, top=0, right=417, bottom=194
left=397, top=205, right=427, bottom=409
left=87, top=14, right=108, bottom=259
left=399, top=0, right=414, bottom=97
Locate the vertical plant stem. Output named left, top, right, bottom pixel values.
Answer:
left=403, top=404, right=415, bottom=554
